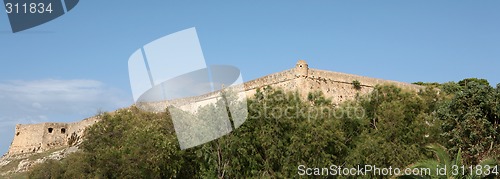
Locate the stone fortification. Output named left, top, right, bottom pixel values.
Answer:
left=6, top=116, right=100, bottom=156
left=243, top=60, right=422, bottom=105
left=4, top=60, right=423, bottom=156
left=137, top=60, right=422, bottom=113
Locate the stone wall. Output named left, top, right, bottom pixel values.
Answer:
left=308, top=69, right=421, bottom=90
left=8, top=124, right=45, bottom=155
left=241, top=62, right=422, bottom=105
left=5, top=60, right=423, bottom=156
left=6, top=116, right=100, bottom=156
left=134, top=60, right=423, bottom=112
left=303, top=68, right=422, bottom=105
left=243, top=69, right=295, bottom=91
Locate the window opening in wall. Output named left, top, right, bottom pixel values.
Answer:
left=48, top=128, right=53, bottom=133
left=61, top=128, right=66, bottom=134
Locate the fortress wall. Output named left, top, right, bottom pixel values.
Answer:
left=136, top=101, right=168, bottom=113
left=239, top=67, right=422, bottom=105
left=5, top=60, right=425, bottom=156
left=41, top=123, right=69, bottom=150
left=138, top=69, right=298, bottom=113
left=8, top=124, right=45, bottom=155
left=67, top=116, right=101, bottom=146
left=308, top=69, right=422, bottom=91
left=241, top=74, right=370, bottom=105
left=176, top=96, right=220, bottom=114
left=242, top=69, right=298, bottom=98
left=243, top=69, right=295, bottom=91
left=135, top=92, right=222, bottom=113
left=68, top=117, right=100, bottom=135
left=302, top=76, right=373, bottom=105
left=305, top=69, right=422, bottom=105
left=6, top=117, right=101, bottom=156
left=138, top=87, right=247, bottom=114
left=168, top=91, right=221, bottom=107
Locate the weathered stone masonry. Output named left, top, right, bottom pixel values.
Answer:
left=6, top=117, right=100, bottom=156
left=137, top=60, right=422, bottom=113
left=4, top=60, right=422, bottom=156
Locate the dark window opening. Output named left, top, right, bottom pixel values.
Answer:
left=48, top=128, right=53, bottom=133
left=16, top=132, right=20, bottom=136
left=61, top=128, right=66, bottom=134
left=299, top=65, right=303, bottom=67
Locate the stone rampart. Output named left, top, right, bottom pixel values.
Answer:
left=6, top=116, right=100, bottom=156
left=5, top=60, right=423, bottom=156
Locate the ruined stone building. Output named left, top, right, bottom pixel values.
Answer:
left=6, top=117, right=100, bottom=156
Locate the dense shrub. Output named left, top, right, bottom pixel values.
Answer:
left=28, top=81, right=499, bottom=178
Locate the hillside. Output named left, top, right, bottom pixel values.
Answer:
left=1, top=61, right=422, bottom=157
left=0, top=61, right=498, bottom=178
left=0, top=77, right=498, bottom=178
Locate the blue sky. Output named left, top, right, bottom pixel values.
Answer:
left=1, top=1, right=499, bottom=155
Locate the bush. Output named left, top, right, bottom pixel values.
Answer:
left=29, top=160, right=64, bottom=179
left=352, top=80, right=361, bottom=90
left=28, top=82, right=499, bottom=178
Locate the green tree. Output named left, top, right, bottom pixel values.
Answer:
left=346, top=85, right=443, bottom=175
left=29, top=160, right=64, bottom=179
left=401, top=144, right=498, bottom=179
left=28, top=82, right=500, bottom=178
left=438, top=80, right=499, bottom=165
left=458, top=78, right=490, bottom=87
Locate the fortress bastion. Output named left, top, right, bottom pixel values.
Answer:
left=4, top=60, right=423, bottom=157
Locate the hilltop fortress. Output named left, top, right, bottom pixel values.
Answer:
left=138, top=60, right=422, bottom=113
left=4, top=60, right=422, bottom=157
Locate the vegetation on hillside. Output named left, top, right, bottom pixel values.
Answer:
left=403, top=144, right=497, bottom=179
left=28, top=78, right=499, bottom=178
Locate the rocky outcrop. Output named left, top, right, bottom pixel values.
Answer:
left=0, top=146, right=79, bottom=177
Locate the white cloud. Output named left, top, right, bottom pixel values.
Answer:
left=0, top=79, right=132, bottom=155
left=0, top=79, right=132, bottom=125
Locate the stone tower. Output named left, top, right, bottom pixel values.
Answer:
left=295, top=60, right=308, bottom=78
left=294, top=60, right=309, bottom=99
